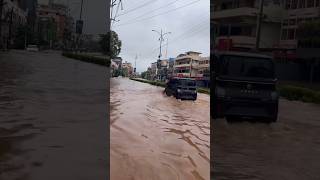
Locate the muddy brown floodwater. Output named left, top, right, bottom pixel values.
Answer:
left=110, top=77, right=210, bottom=180
left=213, top=99, right=320, bottom=180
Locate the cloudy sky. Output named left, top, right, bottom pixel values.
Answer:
left=39, top=0, right=210, bottom=72
left=113, top=0, right=210, bottom=72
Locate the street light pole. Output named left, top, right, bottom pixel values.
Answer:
left=152, top=29, right=171, bottom=80
left=255, top=0, right=264, bottom=51
left=0, top=0, right=5, bottom=49
left=152, top=29, right=171, bottom=60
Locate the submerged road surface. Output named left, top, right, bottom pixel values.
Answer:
left=0, top=50, right=108, bottom=180
left=110, top=77, right=210, bottom=180
left=213, top=99, right=320, bottom=180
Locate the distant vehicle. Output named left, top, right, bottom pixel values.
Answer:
left=26, top=45, right=39, bottom=52
left=212, top=51, right=279, bottom=122
left=165, top=77, right=197, bottom=101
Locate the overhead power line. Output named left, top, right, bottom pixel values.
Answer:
left=116, top=0, right=180, bottom=20
left=148, top=20, right=209, bottom=55
left=115, top=0, right=202, bottom=27
left=146, top=24, right=209, bottom=59
left=116, top=0, right=159, bottom=17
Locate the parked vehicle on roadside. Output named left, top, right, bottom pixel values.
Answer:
left=165, top=77, right=197, bottom=101
left=212, top=51, right=279, bottom=122
left=26, top=45, right=39, bottom=52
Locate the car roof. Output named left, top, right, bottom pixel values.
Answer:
left=214, top=51, right=272, bottom=59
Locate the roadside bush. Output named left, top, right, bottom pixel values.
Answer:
left=62, top=52, right=110, bottom=67
left=198, top=88, right=210, bottom=95
left=130, top=78, right=209, bottom=94
left=278, top=85, right=320, bottom=104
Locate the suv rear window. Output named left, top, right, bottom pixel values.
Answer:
left=220, top=55, right=275, bottom=79
left=177, top=79, right=196, bottom=86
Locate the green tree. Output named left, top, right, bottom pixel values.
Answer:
left=141, top=71, right=147, bottom=79
left=297, top=20, right=320, bottom=48
left=99, top=31, right=122, bottom=58
left=14, top=25, right=37, bottom=49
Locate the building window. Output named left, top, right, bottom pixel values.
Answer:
left=282, top=19, right=289, bottom=26
left=289, top=19, right=296, bottom=26
left=316, top=0, right=320, bottom=7
left=299, top=0, right=306, bottom=8
left=219, top=26, right=229, bottom=36
left=281, top=29, right=288, bottom=40
left=285, top=0, right=291, bottom=9
left=287, top=29, right=296, bottom=40
left=291, top=0, right=298, bottom=8
left=307, top=0, right=315, bottom=7
left=230, top=26, right=241, bottom=35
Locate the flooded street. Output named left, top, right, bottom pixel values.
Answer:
left=0, top=50, right=108, bottom=180
left=110, top=77, right=210, bottom=180
left=213, top=99, right=320, bottom=180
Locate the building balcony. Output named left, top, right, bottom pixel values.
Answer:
left=198, top=64, right=209, bottom=69
left=212, top=7, right=258, bottom=20
left=174, top=64, right=191, bottom=68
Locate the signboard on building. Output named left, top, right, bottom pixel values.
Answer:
left=76, top=20, right=83, bottom=34
left=217, top=39, right=232, bottom=51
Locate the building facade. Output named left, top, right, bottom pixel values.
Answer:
left=0, top=0, right=27, bottom=49
left=122, top=61, right=133, bottom=77
left=37, top=2, right=69, bottom=48
left=173, top=51, right=202, bottom=78
left=212, top=0, right=283, bottom=50
left=279, top=0, right=320, bottom=49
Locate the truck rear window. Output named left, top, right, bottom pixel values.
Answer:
left=177, top=80, right=196, bottom=86
left=220, top=55, right=275, bottom=79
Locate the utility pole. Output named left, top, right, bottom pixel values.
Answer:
left=7, top=7, right=13, bottom=49
left=152, top=29, right=171, bottom=80
left=255, top=0, right=264, bottom=51
left=75, top=0, right=84, bottom=52
left=134, top=54, right=137, bottom=75
left=165, top=38, right=169, bottom=58
left=152, top=29, right=171, bottom=60
left=0, top=0, right=5, bottom=49
left=80, top=0, right=84, bottom=20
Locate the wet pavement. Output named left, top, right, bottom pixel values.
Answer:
left=213, top=99, right=320, bottom=180
left=110, top=77, right=210, bottom=180
left=0, top=50, right=108, bottom=180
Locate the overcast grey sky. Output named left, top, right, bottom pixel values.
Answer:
left=39, top=0, right=210, bottom=72
left=112, top=0, right=210, bottom=72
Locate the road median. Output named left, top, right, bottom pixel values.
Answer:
left=130, top=78, right=210, bottom=95
left=62, top=52, right=110, bottom=67
left=278, top=85, right=320, bottom=104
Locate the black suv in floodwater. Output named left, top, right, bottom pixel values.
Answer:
left=165, top=78, right=197, bottom=101
left=212, top=51, right=279, bottom=122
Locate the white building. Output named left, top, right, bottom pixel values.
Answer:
left=173, top=51, right=202, bottom=78
left=279, top=0, right=320, bottom=49
left=0, top=0, right=27, bottom=49
left=212, top=0, right=283, bottom=50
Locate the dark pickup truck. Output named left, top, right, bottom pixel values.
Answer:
left=165, top=77, right=197, bottom=101
left=212, top=51, right=279, bottom=122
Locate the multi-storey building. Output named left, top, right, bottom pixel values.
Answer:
left=167, top=58, right=175, bottom=78
left=212, top=0, right=283, bottom=50
left=37, top=2, right=69, bottom=48
left=122, top=61, right=133, bottom=77
left=173, top=51, right=202, bottom=78
left=0, top=0, right=27, bottom=49
left=150, top=62, right=157, bottom=80
left=279, top=0, right=320, bottom=49
left=198, top=57, right=210, bottom=78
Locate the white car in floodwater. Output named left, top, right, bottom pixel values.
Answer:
left=26, top=45, right=39, bottom=52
